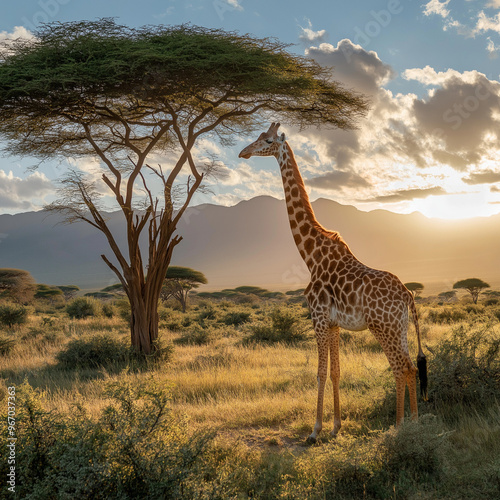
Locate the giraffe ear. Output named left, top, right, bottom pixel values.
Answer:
left=280, top=132, right=286, bottom=142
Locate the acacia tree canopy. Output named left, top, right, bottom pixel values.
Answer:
left=0, top=268, right=36, bottom=304
left=404, top=282, right=424, bottom=297
left=161, top=266, right=207, bottom=312
left=453, top=278, right=490, bottom=304
left=0, top=19, right=368, bottom=353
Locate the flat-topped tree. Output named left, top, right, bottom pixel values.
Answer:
left=453, top=278, right=490, bottom=304
left=161, top=266, right=207, bottom=312
left=404, top=282, right=424, bottom=298
left=0, top=19, right=367, bottom=353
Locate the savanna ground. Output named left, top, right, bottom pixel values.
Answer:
left=0, top=290, right=499, bottom=499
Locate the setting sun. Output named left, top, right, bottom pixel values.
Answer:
left=412, top=190, right=500, bottom=220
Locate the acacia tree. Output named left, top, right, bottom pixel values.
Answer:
left=0, top=269, right=36, bottom=304
left=404, top=282, right=424, bottom=298
left=161, top=266, right=207, bottom=312
left=0, top=20, right=367, bottom=353
left=453, top=278, right=490, bottom=304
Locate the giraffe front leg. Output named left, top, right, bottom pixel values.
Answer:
left=330, top=326, right=341, bottom=437
left=307, top=338, right=329, bottom=444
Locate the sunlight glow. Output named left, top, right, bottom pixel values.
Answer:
left=411, top=191, right=500, bottom=220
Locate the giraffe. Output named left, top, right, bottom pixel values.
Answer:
left=239, top=122, right=428, bottom=444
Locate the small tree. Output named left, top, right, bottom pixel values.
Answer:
left=35, top=284, right=64, bottom=301
left=453, top=278, right=490, bottom=304
left=404, top=282, right=424, bottom=298
left=438, top=291, right=457, bottom=303
left=57, top=285, right=80, bottom=301
left=161, top=267, right=207, bottom=312
left=0, top=269, right=36, bottom=304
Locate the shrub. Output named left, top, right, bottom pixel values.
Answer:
left=222, top=311, right=251, bottom=326
left=66, top=297, right=100, bottom=319
left=0, top=303, right=28, bottom=328
left=429, top=325, right=500, bottom=416
left=175, top=325, right=221, bottom=345
left=198, top=306, right=216, bottom=320
left=115, top=298, right=131, bottom=323
left=426, top=306, right=468, bottom=324
left=244, top=306, right=310, bottom=344
left=7, top=379, right=215, bottom=499
left=101, top=303, right=114, bottom=318
left=56, top=334, right=130, bottom=369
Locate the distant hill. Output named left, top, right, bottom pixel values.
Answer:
left=1, top=196, right=500, bottom=294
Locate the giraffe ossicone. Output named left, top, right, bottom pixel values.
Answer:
left=239, top=122, right=428, bottom=444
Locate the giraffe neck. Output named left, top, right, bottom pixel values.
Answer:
left=276, top=142, right=334, bottom=265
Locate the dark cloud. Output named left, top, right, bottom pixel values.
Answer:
left=306, top=170, right=371, bottom=191
left=432, top=150, right=469, bottom=171
left=362, top=187, right=447, bottom=203
left=463, top=170, right=500, bottom=185
left=412, top=75, right=500, bottom=153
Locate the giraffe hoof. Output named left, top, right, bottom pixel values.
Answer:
left=306, top=435, right=317, bottom=445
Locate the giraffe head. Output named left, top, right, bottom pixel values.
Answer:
left=238, top=122, right=286, bottom=159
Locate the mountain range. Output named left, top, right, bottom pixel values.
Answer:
left=1, top=196, right=499, bottom=295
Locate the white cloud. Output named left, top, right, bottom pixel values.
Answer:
left=226, top=0, right=243, bottom=11
left=486, top=0, right=500, bottom=7
left=0, top=170, right=53, bottom=210
left=403, top=66, right=487, bottom=86
left=475, top=11, right=500, bottom=35
left=299, top=20, right=327, bottom=44
left=423, top=0, right=451, bottom=18
left=0, top=26, right=33, bottom=42
left=306, top=39, right=396, bottom=95
left=487, top=36, right=499, bottom=57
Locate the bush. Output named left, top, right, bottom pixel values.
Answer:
left=175, top=325, right=222, bottom=345
left=4, top=379, right=215, bottom=499
left=0, top=303, right=28, bottom=328
left=426, top=306, right=468, bottom=324
left=429, top=325, right=500, bottom=416
left=244, top=306, right=310, bottom=345
left=66, top=297, right=100, bottom=319
left=222, top=311, right=251, bottom=326
left=101, top=303, right=114, bottom=318
left=56, top=334, right=130, bottom=369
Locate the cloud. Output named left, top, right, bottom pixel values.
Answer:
left=305, top=39, right=396, bottom=96
left=364, top=187, right=447, bottom=203
left=463, top=170, right=500, bottom=185
left=0, top=26, right=33, bottom=42
left=432, top=150, right=469, bottom=171
left=486, top=0, right=500, bottom=7
left=487, top=37, right=499, bottom=58
left=423, top=0, right=451, bottom=18
left=410, top=71, right=500, bottom=154
left=306, top=170, right=371, bottom=191
left=0, top=170, right=53, bottom=210
left=299, top=20, right=327, bottom=45
left=475, top=11, right=500, bottom=35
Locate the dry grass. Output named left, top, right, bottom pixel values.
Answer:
left=1, top=298, right=499, bottom=498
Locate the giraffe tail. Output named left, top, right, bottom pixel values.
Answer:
left=408, top=292, right=428, bottom=401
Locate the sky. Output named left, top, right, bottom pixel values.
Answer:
left=0, top=0, right=499, bottom=219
